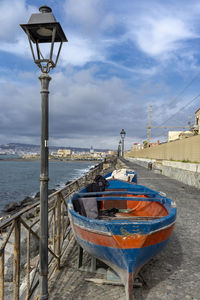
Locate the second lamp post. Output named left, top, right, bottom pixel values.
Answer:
left=120, top=129, right=126, bottom=157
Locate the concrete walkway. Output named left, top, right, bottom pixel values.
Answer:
left=48, top=158, right=200, bottom=300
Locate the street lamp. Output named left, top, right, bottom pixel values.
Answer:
left=118, top=140, right=122, bottom=157
left=120, top=129, right=126, bottom=157
left=20, top=6, right=67, bottom=300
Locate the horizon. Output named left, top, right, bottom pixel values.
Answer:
left=1, top=0, right=200, bottom=150
left=0, top=142, right=111, bottom=152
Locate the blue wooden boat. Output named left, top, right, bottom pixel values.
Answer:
left=68, top=174, right=176, bottom=299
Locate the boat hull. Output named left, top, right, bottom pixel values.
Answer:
left=71, top=218, right=175, bottom=271
left=68, top=178, right=176, bottom=299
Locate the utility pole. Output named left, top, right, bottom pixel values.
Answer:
left=147, top=103, right=151, bottom=145
left=146, top=104, right=190, bottom=142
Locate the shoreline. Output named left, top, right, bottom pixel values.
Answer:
left=0, top=157, right=102, bottom=162
left=0, top=159, right=98, bottom=217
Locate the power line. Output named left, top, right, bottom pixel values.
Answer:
left=157, top=93, right=200, bottom=127
left=141, top=93, right=200, bottom=141
left=167, top=71, right=200, bottom=107
left=156, top=94, right=200, bottom=138
left=154, top=70, right=200, bottom=130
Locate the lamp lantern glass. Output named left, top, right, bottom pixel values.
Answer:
left=20, top=5, right=68, bottom=73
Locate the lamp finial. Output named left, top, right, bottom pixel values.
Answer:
left=39, top=5, right=52, bottom=13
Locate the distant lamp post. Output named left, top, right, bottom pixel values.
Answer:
left=118, top=140, right=122, bottom=157
left=20, top=6, right=67, bottom=300
left=120, top=129, right=126, bottom=157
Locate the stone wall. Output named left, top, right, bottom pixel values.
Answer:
left=127, top=134, right=200, bottom=163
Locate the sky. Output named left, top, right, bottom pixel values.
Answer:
left=0, top=0, right=200, bottom=150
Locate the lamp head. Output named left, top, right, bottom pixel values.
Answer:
left=20, top=5, right=67, bottom=43
left=20, top=5, right=67, bottom=72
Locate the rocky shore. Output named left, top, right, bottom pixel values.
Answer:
left=3, top=189, right=56, bottom=215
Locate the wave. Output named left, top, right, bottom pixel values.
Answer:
left=53, top=164, right=96, bottom=190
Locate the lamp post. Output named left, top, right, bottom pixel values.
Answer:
left=20, top=6, right=67, bottom=300
left=120, top=129, right=126, bottom=157
left=118, top=140, right=122, bottom=157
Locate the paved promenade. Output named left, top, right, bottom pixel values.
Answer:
left=48, top=158, right=200, bottom=300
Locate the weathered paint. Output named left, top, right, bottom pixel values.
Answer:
left=72, top=222, right=175, bottom=249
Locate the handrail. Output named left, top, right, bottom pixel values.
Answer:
left=0, top=156, right=116, bottom=299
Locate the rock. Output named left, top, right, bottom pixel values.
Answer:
left=65, top=181, right=71, bottom=185
left=34, top=191, right=40, bottom=198
left=21, top=196, right=33, bottom=207
left=4, top=202, right=20, bottom=212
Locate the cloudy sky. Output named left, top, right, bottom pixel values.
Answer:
left=0, top=0, right=200, bottom=150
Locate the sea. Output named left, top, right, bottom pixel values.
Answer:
left=0, top=155, right=97, bottom=215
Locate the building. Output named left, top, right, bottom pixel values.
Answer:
left=168, top=131, right=183, bottom=142
left=108, top=150, right=116, bottom=155
left=149, top=141, right=160, bottom=147
left=57, top=149, right=72, bottom=157
left=90, top=146, right=94, bottom=154
left=131, top=143, right=144, bottom=151
left=179, top=131, right=194, bottom=139
left=168, top=108, right=200, bottom=141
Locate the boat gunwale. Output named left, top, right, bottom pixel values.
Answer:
left=71, top=219, right=176, bottom=236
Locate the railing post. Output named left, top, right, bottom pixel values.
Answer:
left=0, top=250, right=4, bottom=300
left=75, top=180, right=80, bottom=191
left=56, top=194, right=61, bottom=269
left=26, top=229, right=31, bottom=299
left=53, top=208, right=56, bottom=253
left=13, top=218, right=21, bottom=300
left=62, top=200, right=65, bottom=243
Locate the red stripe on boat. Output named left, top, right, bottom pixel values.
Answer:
left=73, top=223, right=175, bottom=249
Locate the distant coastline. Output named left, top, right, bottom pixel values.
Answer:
left=0, top=156, right=102, bottom=162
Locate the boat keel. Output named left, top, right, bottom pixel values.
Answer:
left=124, top=272, right=134, bottom=300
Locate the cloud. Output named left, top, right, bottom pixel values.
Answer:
left=0, top=0, right=36, bottom=42
left=1, top=0, right=200, bottom=70
left=0, top=0, right=38, bottom=62
left=1, top=0, right=200, bottom=149
left=60, top=35, right=104, bottom=66
left=126, top=2, right=199, bottom=59
left=0, top=36, right=31, bottom=57
left=0, top=66, right=150, bottom=148
left=63, top=0, right=116, bottom=35
left=1, top=60, right=197, bottom=149
left=132, top=18, right=197, bottom=58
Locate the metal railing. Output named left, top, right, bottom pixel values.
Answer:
left=0, top=158, right=115, bottom=300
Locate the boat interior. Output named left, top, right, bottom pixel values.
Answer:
left=72, top=189, right=168, bottom=221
